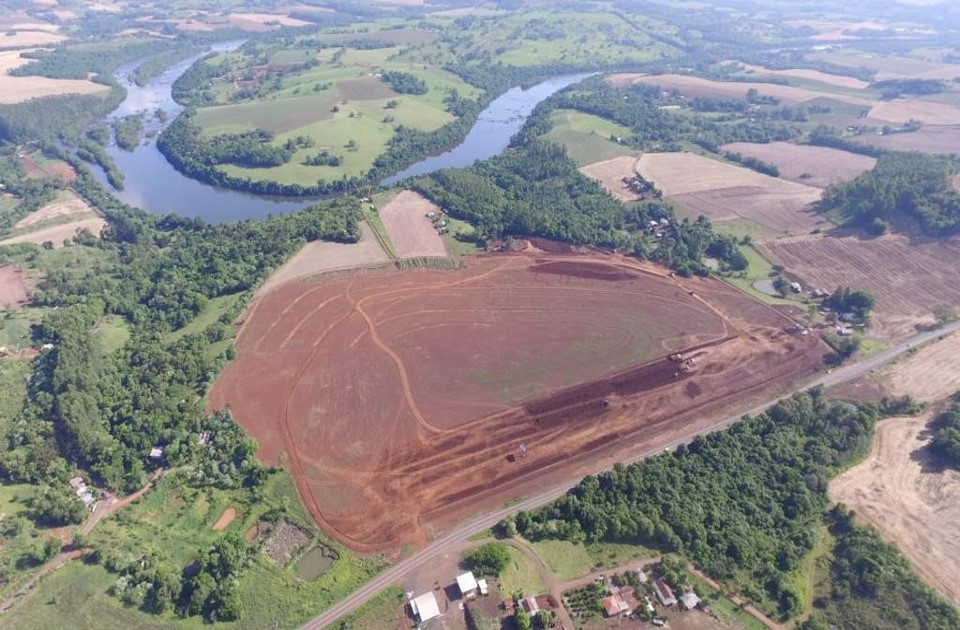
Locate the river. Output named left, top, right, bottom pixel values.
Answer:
left=95, top=45, right=588, bottom=222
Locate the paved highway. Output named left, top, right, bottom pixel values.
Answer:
left=302, top=321, right=960, bottom=629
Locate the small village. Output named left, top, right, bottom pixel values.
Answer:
left=402, top=550, right=754, bottom=630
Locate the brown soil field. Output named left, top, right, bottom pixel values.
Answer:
left=0, top=266, right=28, bottom=309
left=853, top=125, right=960, bottom=154
left=579, top=156, right=641, bottom=201
left=257, top=222, right=389, bottom=296
left=636, top=152, right=828, bottom=234
left=0, top=217, right=105, bottom=249
left=0, top=50, right=108, bottom=104
left=605, top=74, right=872, bottom=109
left=209, top=253, right=825, bottom=551
left=738, top=64, right=869, bottom=90
left=720, top=142, right=876, bottom=188
left=869, top=99, right=960, bottom=125
left=829, top=413, right=960, bottom=607
left=212, top=507, right=237, bottom=531
left=885, top=332, right=960, bottom=402
left=813, top=51, right=960, bottom=81
left=759, top=232, right=960, bottom=339
left=337, top=77, right=395, bottom=101
left=14, top=190, right=91, bottom=229
left=379, top=190, right=447, bottom=258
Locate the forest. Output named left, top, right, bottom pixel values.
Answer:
left=930, top=398, right=960, bottom=468
left=507, top=390, right=955, bottom=626
left=818, top=152, right=960, bottom=236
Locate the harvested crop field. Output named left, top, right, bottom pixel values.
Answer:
left=209, top=252, right=825, bottom=551
left=0, top=266, right=28, bottom=309
left=852, top=125, right=960, bottom=154
left=378, top=190, right=447, bottom=258
left=829, top=413, right=960, bottom=607
left=257, top=223, right=388, bottom=296
left=0, top=50, right=108, bottom=104
left=579, top=156, right=641, bottom=201
left=605, top=73, right=871, bottom=108
left=14, top=190, right=92, bottom=229
left=885, top=332, right=960, bottom=403
left=813, top=51, right=960, bottom=81
left=636, top=152, right=829, bottom=234
left=737, top=64, right=869, bottom=90
left=869, top=99, right=960, bottom=125
left=0, top=217, right=105, bottom=249
left=759, top=232, right=960, bottom=339
left=720, top=142, right=876, bottom=188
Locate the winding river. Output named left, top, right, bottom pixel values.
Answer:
left=95, top=45, right=588, bottom=222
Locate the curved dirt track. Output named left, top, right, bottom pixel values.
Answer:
left=210, top=252, right=825, bottom=552
left=830, top=414, right=960, bottom=607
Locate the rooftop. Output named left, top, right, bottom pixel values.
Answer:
left=410, top=591, right=441, bottom=622
left=457, top=571, right=479, bottom=595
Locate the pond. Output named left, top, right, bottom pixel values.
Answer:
left=295, top=544, right=338, bottom=581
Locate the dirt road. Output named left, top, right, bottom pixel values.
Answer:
left=0, top=469, right=163, bottom=613
left=302, top=320, right=960, bottom=629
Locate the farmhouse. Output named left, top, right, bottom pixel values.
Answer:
left=457, top=571, right=479, bottom=599
left=602, top=592, right=631, bottom=617
left=655, top=579, right=677, bottom=606
left=409, top=591, right=441, bottom=623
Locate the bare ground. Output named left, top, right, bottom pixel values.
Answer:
left=0, top=266, right=28, bottom=309
left=829, top=413, right=960, bottom=607
left=256, top=222, right=389, bottom=297
left=0, top=217, right=106, bottom=248
left=720, top=142, right=876, bottom=188
left=379, top=190, right=448, bottom=258
left=636, top=152, right=828, bottom=234
left=212, top=507, right=236, bottom=531
left=579, top=156, right=641, bottom=201
left=14, top=190, right=92, bottom=229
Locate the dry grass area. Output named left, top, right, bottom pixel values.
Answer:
left=886, top=332, right=960, bottom=402
left=759, top=232, right=960, bottom=339
left=14, top=190, right=92, bottom=229
left=256, top=222, right=389, bottom=296
left=869, top=99, right=960, bottom=125
left=0, top=49, right=108, bottom=104
left=579, top=156, right=640, bottom=201
left=0, top=30, right=64, bottom=48
left=0, top=217, right=105, bottom=249
left=720, top=142, right=876, bottom=188
left=605, top=73, right=872, bottom=108
left=829, top=413, right=960, bottom=607
left=738, top=63, right=869, bottom=90
left=636, top=152, right=828, bottom=233
left=228, top=13, right=312, bottom=27
left=379, top=190, right=447, bottom=258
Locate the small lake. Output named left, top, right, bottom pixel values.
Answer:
left=295, top=544, right=338, bottom=581
left=95, top=45, right=589, bottom=222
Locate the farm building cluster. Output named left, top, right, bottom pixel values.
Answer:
left=68, top=476, right=98, bottom=511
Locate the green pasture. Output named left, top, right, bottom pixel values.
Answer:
left=498, top=546, right=546, bottom=598
left=0, top=358, right=30, bottom=433
left=586, top=541, right=660, bottom=569
left=544, top=109, right=634, bottom=165
left=531, top=539, right=594, bottom=581
left=94, top=315, right=130, bottom=353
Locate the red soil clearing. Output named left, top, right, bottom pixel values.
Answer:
left=210, top=253, right=825, bottom=552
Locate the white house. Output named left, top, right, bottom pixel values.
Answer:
left=410, top=591, right=441, bottom=623
left=457, top=571, right=479, bottom=599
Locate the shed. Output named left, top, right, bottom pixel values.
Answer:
left=681, top=591, right=701, bottom=610
left=457, top=571, right=479, bottom=599
left=635, top=568, right=649, bottom=584
left=654, top=579, right=677, bottom=607
left=520, top=596, right=540, bottom=615
left=149, top=446, right=164, bottom=459
left=790, top=282, right=803, bottom=293
left=410, top=591, right=441, bottom=623
left=477, top=578, right=489, bottom=596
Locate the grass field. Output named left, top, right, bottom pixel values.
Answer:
left=683, top=568, right=768, bottom=630
left=0, top=358, right=30, bottom=432
left=531, top=539, right=594, bottom=580
left=167, top=294, right=239, bottom=346
left=544, top=109, right=634, bottom=165
left=585, top=542, right=660, bottom=568
left=3, top=471, right=388, bottom=629
left=94, top=315, right=130, bottom=353
left=720, top=244, right=797, bottom=307
left=498, top=545, right=546, bottom=598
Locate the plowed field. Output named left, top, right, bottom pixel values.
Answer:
left=210, top=253, right=825, bottom=551
left=759, top=232, right=960, bottom=339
